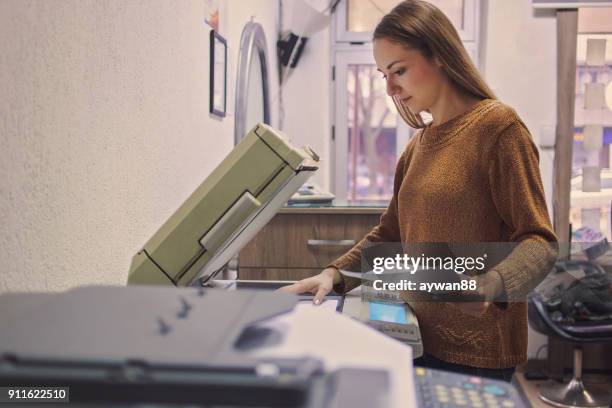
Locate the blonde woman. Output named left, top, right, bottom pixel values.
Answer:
left=281, top=0, right=557, bottom=380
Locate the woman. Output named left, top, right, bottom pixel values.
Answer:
left=281, top=0, right=557, bottom=381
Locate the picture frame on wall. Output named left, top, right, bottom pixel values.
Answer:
left=210, top=30, right=227, bottom=118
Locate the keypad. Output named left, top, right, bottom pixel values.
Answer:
left=415, top=367, right=524, bottom=407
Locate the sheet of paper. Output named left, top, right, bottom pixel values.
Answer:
left=583, top=124, right=603, bottom=151
left=586, top=38, right=606, bottom=66
left=298, top=298, right=339, bottom=312
left=339, top=269, right=378, bottom=282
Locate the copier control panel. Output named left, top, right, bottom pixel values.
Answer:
left=366, top=301, right=421, bottom=346
left=415, top=367, right=526, bottom=407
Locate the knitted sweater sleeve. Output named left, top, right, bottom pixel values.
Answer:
left=487, top=121, right=558, bottom=301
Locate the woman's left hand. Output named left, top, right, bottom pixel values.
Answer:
left=451, top=271, right=505, bottom=316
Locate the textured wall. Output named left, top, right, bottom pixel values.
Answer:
left=482, top=0, right=558, bottom=359
left=0, top=0, right=279, bottom=293
left=483, top=0, right=557, bottom=219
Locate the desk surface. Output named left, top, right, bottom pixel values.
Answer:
left=280, top=200, right=386, bottom=214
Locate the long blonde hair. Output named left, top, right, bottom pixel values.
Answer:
left=374, top=0, right=496, bottom=128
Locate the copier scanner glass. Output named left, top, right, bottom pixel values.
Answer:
left=128, top=123, right=319, bottom=287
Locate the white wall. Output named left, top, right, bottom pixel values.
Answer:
left=481, top=0, right=558, bottom=360
left=0, top=0, right=279, bottom=293
left=279, top=0, right=332, bottom=190
left=483, top=0, right=558, bottom=219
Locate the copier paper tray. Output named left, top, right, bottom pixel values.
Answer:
left=0, top=285, right=388, bottom=407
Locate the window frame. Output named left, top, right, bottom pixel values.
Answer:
left=334, top=0, right=479, bottom=43
left=332, top=45, right=412, bottom=200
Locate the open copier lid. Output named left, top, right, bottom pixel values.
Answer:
left=128, top=123, right=318, bottom=286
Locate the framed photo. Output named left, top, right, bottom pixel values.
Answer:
left=210, top=30, right=227, bottom=118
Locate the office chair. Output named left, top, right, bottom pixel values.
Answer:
left=528, top=260, right=612, bottom=408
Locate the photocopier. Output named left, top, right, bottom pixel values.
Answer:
left=0, top=124, right=414, bottom=407
left=0, top=124, right=526, bottom=407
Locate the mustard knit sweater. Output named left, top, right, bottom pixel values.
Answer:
left=330, top=99, right=558, bottom=369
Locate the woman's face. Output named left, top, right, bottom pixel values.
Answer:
left=373, top=37, right=445, bottom=114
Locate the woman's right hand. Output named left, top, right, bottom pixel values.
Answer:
left=277, top=267, right=341, bottom=305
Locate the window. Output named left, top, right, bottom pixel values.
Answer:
left=333, top=49, right=411, bottom=201
left=331, top=0, right=481, bottom=201
left=569, top=8, right=612, bottom=240
left=336, top=0, right=477, bottom=42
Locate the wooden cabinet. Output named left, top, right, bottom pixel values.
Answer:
left=238, top=206, right=384, bottom=280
